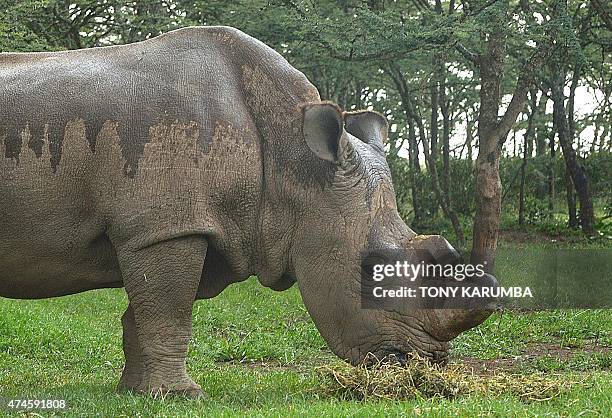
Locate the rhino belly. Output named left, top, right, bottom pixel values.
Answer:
left=0, top=224, right=123, bottom=299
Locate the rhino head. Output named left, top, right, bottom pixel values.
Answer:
left=285, top=102, right=498, bottom=365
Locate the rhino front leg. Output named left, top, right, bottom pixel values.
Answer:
left=116, top=236, right=207, bottom=397
left=118, top=304, right=145, bottom=391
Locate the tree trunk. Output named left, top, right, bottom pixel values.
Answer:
left=441, top=84, right=451, bottom=202
left=564, top=165, right=578, bottom=228
left=551, top=65, right=595, bottom=234
left=534, top=94, right=549, bottom=158
left=519, top=92, right=538, bottom=226
left=430, top=72, right=440, bottom=162
left=471, top=25, right=506, bottom=271
left=532, top=92, right=549, bottom=200
left=407, top=121, right=424, bottom=226
left=600, top=124, right=610, bottom=152
left=466, top=111, right=474, bottom=164
left=547, top=125, right=556, bottom=218
left=591, top=125, right=599, bottom=154
left=594, top=90, right=611, bottom=152
left=518, top=149, right=528, bottom=226
left=565, top=67, right=580, bottom=228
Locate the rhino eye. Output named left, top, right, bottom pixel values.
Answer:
left=362, top=263, right=376, bottom=278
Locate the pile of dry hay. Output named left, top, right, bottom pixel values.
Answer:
left=316, top=354, right=577, bottom=402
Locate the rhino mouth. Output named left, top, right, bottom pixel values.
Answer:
left=386, top=348, right=449, bottom=365
left=386, top=336, right=450, bottom=365
left=363, top=341, right=450, bottom=367
left=350, top=322, right=451, bottom=368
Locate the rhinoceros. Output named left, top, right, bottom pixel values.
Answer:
left=0, top=26, right=497, bottom=397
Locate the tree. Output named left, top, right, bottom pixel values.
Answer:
left=544, top=0, right=596, bottom=234
left=465, top=0, right=550, bottom=269
left=551, top=63, right=595, bottom=234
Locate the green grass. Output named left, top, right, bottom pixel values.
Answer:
left=1, top=243, right=611, bottom=416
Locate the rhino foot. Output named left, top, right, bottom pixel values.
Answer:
left=117, top=380, right=205, bottom=399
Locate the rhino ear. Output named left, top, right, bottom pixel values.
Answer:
left=302, top=102, right=344, bottom=162
left=343, top=110, right=388, bottom=147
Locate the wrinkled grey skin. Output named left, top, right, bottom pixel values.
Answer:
left=0, top=26, right=496, bottom=397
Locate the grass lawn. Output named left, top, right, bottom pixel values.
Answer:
left=1, top=241, right=610, bottom=416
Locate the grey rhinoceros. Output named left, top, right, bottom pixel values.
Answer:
left=0, top=26, right=497, bottom=397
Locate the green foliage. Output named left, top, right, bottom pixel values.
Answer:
left=583, top=152, right=612, bottom=198
left=448, top=159, right=476, bottom=216
left=523, top=195, right=552, bottom=225
left=0, top=0, right=60, bottom=52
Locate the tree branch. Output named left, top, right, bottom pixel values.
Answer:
left=455, top=42, right=479, bottom=64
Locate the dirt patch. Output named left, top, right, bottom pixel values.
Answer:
left=222, top=343, right=611, bottom=375
left=456, top=342, right=611, bottom=375
left=221, top=354, right=335, bottom=372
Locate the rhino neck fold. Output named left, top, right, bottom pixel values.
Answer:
left=237, top=53, right=322, bottom=289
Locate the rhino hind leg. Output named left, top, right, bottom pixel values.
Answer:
left=115, top=235, right=208, bottom=398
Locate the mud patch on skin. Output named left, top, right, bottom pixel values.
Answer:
left=0, top=118, right=93, bottom=176
left=27, top=122, right=45, bottom=158
left=0, top=44, right=221, bottom=176
left=210, top=121, right=257, bottom=156
left=2, top=124, right=25, bottom=161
